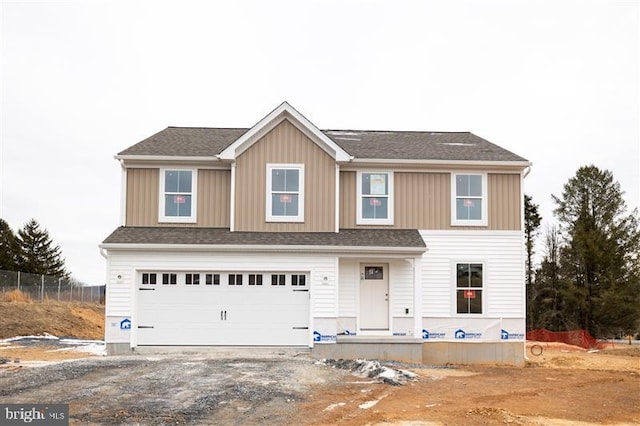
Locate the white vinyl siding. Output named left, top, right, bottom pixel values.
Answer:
left=105, top=266, right=133, bottom=317
left=313, top=257, right=338, bottom=317
left=389, top=259, right=414, bottom=317
left=421, top=231, right=524, bottom=318
left=338, top=258, right=357, bottom=317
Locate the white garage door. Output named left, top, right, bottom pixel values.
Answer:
left=136, top=272, right=310, bottom=346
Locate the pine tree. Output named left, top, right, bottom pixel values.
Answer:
left=17, top=219, right=68, bottom=278
left=0, top=218, right=19, bottom=271
left=552, top=165, right=640, bottom=337
left=524, top=195, right=542, bottom=330
left=532, top=225, right=575, bottom=330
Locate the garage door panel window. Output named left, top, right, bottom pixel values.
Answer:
left=205, top=274, right=220, bottom=285
left=291, top=274, right=306, bottom=286
left=249, top=274, right=263, bottom=286
left=142, top=273, right=157, bottom=285
left=162, top=273, right=177, bottom=285
left=456, top=263, right=483, bottom=314
left=271, top=274, right=286, bottom=286
left=185, top=273, right=200, bottom=285
left=228, top=274, right=243, bottom=286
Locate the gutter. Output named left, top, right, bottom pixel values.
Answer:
left=347, top=158, right=531, bottom=167
left=114, top=155, right=222, bottom=162
left=98, top=243, right=427, bottom=255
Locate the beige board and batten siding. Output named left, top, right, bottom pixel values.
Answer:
left=126, top=168, right=159, bottom=226
left=339, top=171, right=521, bottom=230
left=234, top=119, right=336, bottom=232
left=198, top=170, right=231, bottom=227
left=125, top=168, right=230, bottom=227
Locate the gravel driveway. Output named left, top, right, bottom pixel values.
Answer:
left=0, top=350, right=347, bottom=425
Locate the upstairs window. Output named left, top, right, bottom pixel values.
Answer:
left=160, top=169, right=197, bottom=223
left=357, top=171, right=393, bottom=225
left=266, top=164, right=304, bottom=222
left=456, top=263, right=483, bottom=314
left=452, top=173, right=487, bottom=226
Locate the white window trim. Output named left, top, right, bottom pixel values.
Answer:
left=159, top=168, right=198, bottom=223
left=451, top=172, right=488, bottom=226
left=356, top=170, right=394, bottom=225
left=452, top=261, right=486, bottom=317
left=266, top=163, right=305, bottom=223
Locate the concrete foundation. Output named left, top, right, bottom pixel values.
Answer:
left=106, top=343, right=133, bottom=356
left=107, top=341, right=525, bottom=366
left=311, top=337, right=423, bottom=363
left=422, top=341, right=526, bottom=367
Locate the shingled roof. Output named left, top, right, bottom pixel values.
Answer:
left=325, top=130, right=526, bottom=162
left=102, top=227, right=426, bottom=252
left=119, top=127, right=248, bottom=157
left=118, top=126, right=527, bottom=162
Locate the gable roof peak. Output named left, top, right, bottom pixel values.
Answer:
left=218, top=102, right=352, bottom=162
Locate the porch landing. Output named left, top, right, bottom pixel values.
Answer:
left=311, top=336, right=423, bottom=364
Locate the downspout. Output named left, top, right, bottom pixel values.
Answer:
left=521, top=161, right=532, bottom=363
left=335, top=164, right=340, bottom=233
left=230, top=161, right=236, bottom=232
left=119, top=159, right=127, bottom=226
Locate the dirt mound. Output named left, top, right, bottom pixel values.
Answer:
left=0, top=300, right=104, bottom=340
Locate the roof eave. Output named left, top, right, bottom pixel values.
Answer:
left=99, top=243, right=426, bottom=254
left=348, top=158, right=531, bottom=168
left=114, top=155, right=222, bottom=162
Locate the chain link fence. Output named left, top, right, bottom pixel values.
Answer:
left=0, top=269, right=105, bottom=303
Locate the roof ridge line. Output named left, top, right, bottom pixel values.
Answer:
left=323, top=129, right=473, bottom=134
left=166, top=126, right=250, bottom=130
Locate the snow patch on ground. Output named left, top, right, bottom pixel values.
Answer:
left=1, top=335, right=106, bottom=356
left=324, top=402, right=346, bottom=411
left=319, top=359, right=417, bottom=386
left=52, top=339, right=106, bottom=356
left=0, top=333, right=60, bottom=343
left=359, top=394, right=388, bottom=409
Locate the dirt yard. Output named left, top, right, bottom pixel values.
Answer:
left=0, top=298, right=104, bottom=340
left=0, top=299, right=639, bottom=425
left=297, top=343, right=640, bottom=425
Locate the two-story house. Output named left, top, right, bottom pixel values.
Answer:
left=100, top=102, right=530, bottom=366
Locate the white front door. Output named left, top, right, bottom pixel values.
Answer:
left=359, top=264, right=389, bottom=330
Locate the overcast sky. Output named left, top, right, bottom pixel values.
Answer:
left=1, top=0, right=638, bottom=285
